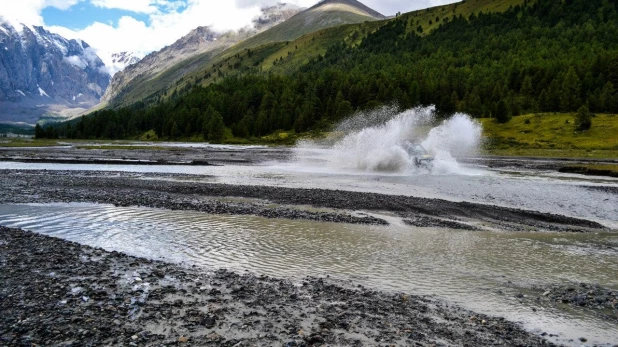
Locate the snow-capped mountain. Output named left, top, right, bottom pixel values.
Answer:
left=109, top=51, right=142, bottom=75
left=0, top=20, right=110, bottom=124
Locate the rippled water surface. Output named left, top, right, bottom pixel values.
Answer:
left=1, top=203, right=617, bottom=345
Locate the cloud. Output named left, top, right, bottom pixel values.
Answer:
left=64, top=55, right=88, bottom=68
left=234, top=0, right=313, bottom=8
left=0, top=0, right=82, bottom=27
left=89, top=0, right=188, bottom=14
left=48, top=0, right=318, bottom=73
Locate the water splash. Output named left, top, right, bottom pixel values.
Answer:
left=423, top=113, right=483, bottom=174
left=294, top=106, right=483, bottom=174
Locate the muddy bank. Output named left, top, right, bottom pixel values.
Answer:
left=0, top=170, right=386, bottom=226
left=0, top=227, right=551, bottom=346
left=0, top=169, right=607, bottom=232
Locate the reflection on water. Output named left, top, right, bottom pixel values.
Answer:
left=0, top=203, right=617, bottom=345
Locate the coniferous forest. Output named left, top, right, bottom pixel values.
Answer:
left=43, top=0, right=618, bottom=141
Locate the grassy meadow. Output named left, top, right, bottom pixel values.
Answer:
left=481, top=113, right=618, bottom=158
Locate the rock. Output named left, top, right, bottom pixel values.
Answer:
left=201, top=315, right=217, bottom=328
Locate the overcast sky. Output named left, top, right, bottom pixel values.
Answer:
left=0, top=0, right=458, bottom=72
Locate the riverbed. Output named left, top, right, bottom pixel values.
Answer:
left=1, top=143, right=617, bottom=346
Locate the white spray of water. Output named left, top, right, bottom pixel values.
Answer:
left=294, top=106, right=483, bottom=175
left=422, top=113, right=483, bottom=173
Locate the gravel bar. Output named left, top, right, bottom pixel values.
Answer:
left=0, top=170, right=608, bottom=232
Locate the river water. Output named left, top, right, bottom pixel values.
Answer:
left=0, top=203, right=617, bottom=345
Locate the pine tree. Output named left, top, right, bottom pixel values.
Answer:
left=600, top=82, right=616, bottom=113
left=538, top=89, right=549, bottom=112
left=561, top=67, right=581, bottom=111
left=208, top=111, right=225, bottom=141
left=575, top=105, right=592, bottom=130
left=495, top=100, right=510, bottom=123
left=34, top=124, right=44, bottom=139
left=171, top=122, right=181, bottom=139
left=521, top=75, right=534, bottom=110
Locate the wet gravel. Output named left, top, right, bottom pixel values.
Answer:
left=0, top=170, right=387, bottom=226
left=0, top=227, right=552, bottom=346
left=531, top=283, right=618, bottom=322
left=403, top=216, right=478, bottom=231
left=463, top=157, right=618, bottom=172
left=0, top=169, right=607, bottom=232
left=0, top=143, right=289, bottom=166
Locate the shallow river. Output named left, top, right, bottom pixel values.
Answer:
left=0, top=203, right=617, bottom=345
left=1, top=155, right=617, bottom=228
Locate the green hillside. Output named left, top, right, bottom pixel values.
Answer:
left=108, top=47, right=228, bottom=108
left=110, top=0, right=386, bottom=107
left=166, top=0, right=528, bottom=104
left=46, top=0, right=618, bottom=158
left=402, top=0, right=529, bottom=35
left=228, top=0, right=385, bottom=56
left=111, top=0, right=528, bottom=108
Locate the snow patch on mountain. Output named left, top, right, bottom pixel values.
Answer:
left=37, top=85, right=50, bottom=97
left=107, top=51, right=143, bottom=75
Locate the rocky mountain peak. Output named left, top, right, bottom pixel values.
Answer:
left=254, top=3, right=303, bottom=30
left=111, top=52, right=141, bottom=67
left=0, top=20, right=110, bottom=124
left=309, top=0, right=386, bottom=19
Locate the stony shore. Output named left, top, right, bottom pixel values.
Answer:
left=0, top=227, right=552, bottom=346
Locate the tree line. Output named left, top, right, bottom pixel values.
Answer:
left=42, top=0, right=618, bottom=140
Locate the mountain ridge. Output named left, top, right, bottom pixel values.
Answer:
left=223, top=0, right=385, bottom=56
left=103, top=0, right=386, bottom=108
left=0, top=21, right=110, bottom=124
left=308, top=0, right=386, bottom=19
left=100, top=3, right=302, bottom=107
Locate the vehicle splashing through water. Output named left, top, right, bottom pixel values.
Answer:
left=294, top=106, right=483, bottom=174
